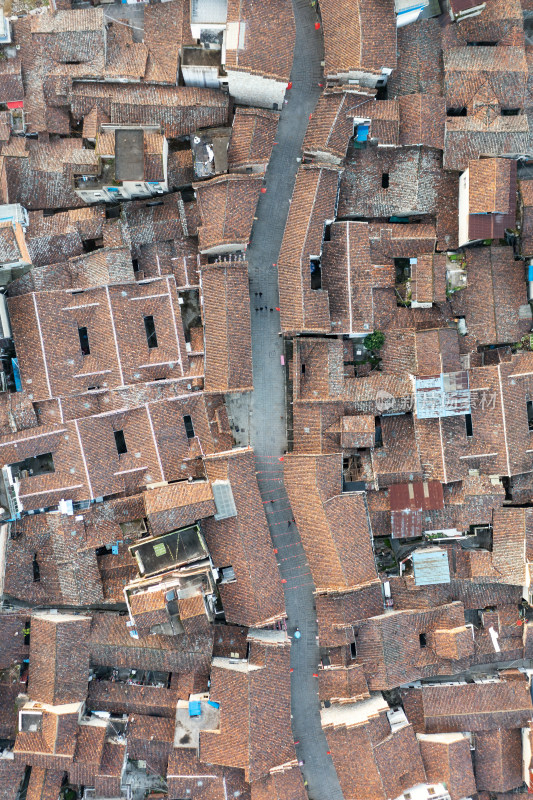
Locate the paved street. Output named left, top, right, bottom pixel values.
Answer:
left=238, top=2, right=345, bottom=798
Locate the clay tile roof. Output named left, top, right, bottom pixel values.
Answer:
left=28, top=613, right=91, bottom=706
left=194, top=174, right=263, bottom=254
left=130, top=589, right=167, bottom=617
left=167, top=749, right=250, bottom=800
left=200, top=637, right=295, bottom=782
left=402, top=679, right=533, bottom=733
left=144, top=481, right=216, bottom=536
left=399, top=94, right=446, bottom=149
left=468, top=158, right=513, bottom=214
left=225, top=0, right=295, bottom=82
left=202, top=449, right=286, bottom=627
left=143, top=1, right=183, bottom=84
left=320, top=0, right=396, bottom=77
left=443, top=111, right=529, bottom=172
left=0, top=758, right=26, bottom=800
left=104, top=21, right=148, bottom=81
left=284, top=453, right=378, bottom=592
left=0, top=56, right=24, bottom=104
left=200, top=261, right=253, bottom=392
left=474, top=729, right=523, bottom=793
left=417, top=733, right=477, bottom=800
left=26, top=767, right=64, bottom=800
left=278, top=165, right=340, bottom=333
left=338, top=146, right=442, bottom=220
left=303, top=91, right=360, bottom=162
left=318, top=664, right=370, bottom=703
left=443, top=46, right=527, bottom=109
left=31, top=8, right=103, bottom=34
left=71, top=83, right=229, bottom=139
left=251, top=761, right=307, bottom=800
left=368, top=100, right=400, bottom=146
left=227, top=107, right=279, bottom=171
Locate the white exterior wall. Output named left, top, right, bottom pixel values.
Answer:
left=201, top=241, right=245, bottom=256
left=458, top=168, right=470, bottom=247
left=182, top=64, right=220, bottom=88
left=190, top=23, right=225, bottom=40
left=329, top=67, right=391, bottom=89
left=226, top=69, right=287, bottom=109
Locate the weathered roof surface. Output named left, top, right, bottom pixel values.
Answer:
left=227, top=107, right=278, bottom=170
left=450, top=247, right=526, bottom=347
left=200, top=637, right=294, bottom=782
left=167, top=749, right=250, bottom=800
left=388, top=18, right=443, bottom=97
left=71, top=83, right=229, bottom=138
left=225, top=0, right=295, bottom=81
left=0, top=56, right=24, bottom=104
left=144, top=481, right=216, bottom=536
left=417, top=733, right=476, bottom=800
left=399, top=94, right=446, bottom=149
left=284, top=453, right=378, bottom=592
left=338, top=146, right=442, bottom=219
left=402, top=678, right=533, bottom=733
left=443, top=46, right=527, bottom=109
left=251, top=761, right=307, bottom=800
left=202, top=449, right=286, bottom=627
left=89, top=611, right=214, bottom=676
left=194, top=174, right=262, bottom=253
left=143, top=1, right=182, bottom=84
left=320, top=220, right=394, bottom=335
left=303, top=91, right=358, bottom=162
left=0, top=757, right=26, bottom=800
left=28, top=612, right=91, bottom=705
left=320, top=0, right=396, bottom=77
left=474, top=728, right=523, bottom=793
left=200, top=261, right=253, bottom=392
left=4, top=514, right=104, bottom=606
left=278, top=165, right=339, bottom=333
left=355, top=602, right=467, bottom=690
left=444, top=113, right=530, bottom=172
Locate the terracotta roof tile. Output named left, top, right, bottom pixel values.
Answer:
left=199, top=261, right=253, bottom=390
left=284, top=453, right=378, bottom=591
left=320, top=0, right=396, bottom=77
left=225, top=0, right=295, bottom=82
left=228, top=107, right=278, bottom=171
left=194, top=175, right=263, bottom=254
left=200, top=637, right=294, bottom=782
left=202, top=449, right=285, bottom=627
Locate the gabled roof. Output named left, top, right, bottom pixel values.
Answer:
left=225, top=0, right=295, bottom=82
left=200, top=635, right=294, bottom=782
left=227, top=107, right=278, bottom=170
left=284, top=453, right=378, bottom=592
left=200, top=260, right=253, bottom=391
left=320, top=0, right=396, bottom=77
left=202, top=449, right=286, bottom=627
left=28, top=612, right=91, bottom=706
left=194, top=174, right=262, bottom=254
left=402, top=677, right=533, bottom=733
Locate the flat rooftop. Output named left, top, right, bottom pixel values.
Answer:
left=115, top=129, right=144, bottom=182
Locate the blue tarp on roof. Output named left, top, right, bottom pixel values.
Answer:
left=207, top=700, right=220, bottom=709
left=356, top=124, right=369, bottom=142
left=189, top=700, right=202, bottom=717
left=12, top=358, right=21, bottom=392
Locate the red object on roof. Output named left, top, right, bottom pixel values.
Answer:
left=7, top=101, right=23, bottom=110
left=389, top=481, right=444, bottom=512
